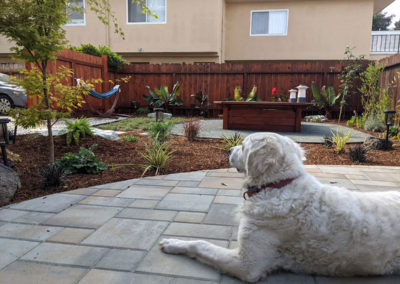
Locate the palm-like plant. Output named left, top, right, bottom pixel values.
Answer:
left=311, top=82, right=341, bottom=119
left=64, top=117, right=93, bottom=146
left=144, top=81, right=183, bottom=112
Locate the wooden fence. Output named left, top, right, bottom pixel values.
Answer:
left=109, top=61, right=368, bottom=115
left=378, top=54, right=400, bottom=111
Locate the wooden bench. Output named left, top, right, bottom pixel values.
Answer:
left=214, top=101, right=310, bottom=132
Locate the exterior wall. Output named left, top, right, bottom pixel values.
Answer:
left=224, top=0, right=374, bottom=61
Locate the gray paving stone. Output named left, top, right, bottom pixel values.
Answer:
left=177, top=180, right=201, bottom=187
left=92, top=189, right=122, bottom=197
left=214, top=196, right=244, bottom=205
left=47, top=228, right=94, bottom=244
left=79, top=269, right=173, bottom=284
left=157, top=194, right=214, bottom=212
left=82, top=218, right=168, bottom=250
left=44, top=205, right=122, bottom=229
left=217, top=189, right=242, bottom=197
left=171, top=187, right=218, bottom=195
left=117, top=208, right=177, bottom=221
left=0, top=209, right=29, bottom=221
left=91, top=178, right=139, bottom=190
left=21, top=242, right=108, bottom=267
left=164, top=223, right=231, bottom=239
left=137, top=239, right=221, bottom=281
left=0, top=261, right=88, bottom=284
left=9, top=193, right=86, bottom=213
left=259, top=272, right=315, bottom=284
left=314, top=275, right=400, bottom=284
left=117, top=185, right=172, bottom=200
left=164, top=170, right=207, bottom=181
left=173, top=279, right=219, bottom=284
left=0, top=239, right=39, bottom=269
left=135, top=179, right=179, bottom=187
left=0, top=223, right=63, bottom=241
left=95, top=249, right=145, bottom=271
left=64, top=187, right=99, bottom=195
left=79, top=196, right=134, bottom=207
left=204, top=204, right=239, bottom=226
left=12, top=211, right=55, bottom=224
left=174, top=212, right=205, bottom=223
left=129, top=199, right=159, bottom=208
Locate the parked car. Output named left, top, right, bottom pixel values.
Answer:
left=0, top=73, right=27, bottom=114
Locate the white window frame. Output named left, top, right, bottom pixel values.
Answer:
left=65, top=0, right=86, bottom=26
left=250, top=9, right=288, bottom=37
left=126, top=0, right=167, bottom=25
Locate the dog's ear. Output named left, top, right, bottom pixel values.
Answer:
left=294, top=142, right=306, bottom=162
left=245, top=136, right=283, bottom=177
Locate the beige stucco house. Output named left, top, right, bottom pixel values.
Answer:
left=0, top=0, right=395, bottom=64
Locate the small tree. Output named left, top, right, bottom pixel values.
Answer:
left=372, top=12, right=394, bottom=31
left=0, top=0, right=150, bottom=163
left=394, top=20, right=400, bottom=30
left=337, top=47, right=365, bottom=122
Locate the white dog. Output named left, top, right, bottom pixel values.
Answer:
left=160, top=132, right=400, bottom=282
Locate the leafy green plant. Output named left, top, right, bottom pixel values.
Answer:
left=55, top=144, right=107, bottom=175
left=364, top=116, right=386, bottom=132
left=337, top=47, right=365, bottom=122
left=148, top=121, right=173, bottom=142
left=311, top=83, right=340, bottom=119
left=183, top=120, right=201, bottom=142
left=63, top=117, right=93, bottom=146
left=136, top=107, right=150, bottom=115
left=144, top=82, right=183, bottom=112
left=389, top=126, right=400, bottom=137
left=139, top=139, right=174, bottom=176
left=348, top=145, right=367, bottom=162
left=42, top=164, right=66, bottom=189
left=122, top=135, right=138, bottom=143
left=216, top=133, right=243, bottom=151
left=70, top=44, right=126, bottom=69
left=346, top=114, right=366, bottom=129
left=330, top=129, right=352, bottom=154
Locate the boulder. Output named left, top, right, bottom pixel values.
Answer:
left=0, top=164, right=20, bottom=204
left=363, top=136, right=393, bottom=150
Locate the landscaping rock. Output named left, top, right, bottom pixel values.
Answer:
left=363, top=136, right=393, bottom=150
left=0, top=164, right=21, bottom=204
left=304, top=115, right=328, bottom=123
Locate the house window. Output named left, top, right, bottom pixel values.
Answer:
left=66, top=0, right=85, bottom=26
left=127, top=0, right=166, bottom=24
left=250, top=10, right=288, bottom=36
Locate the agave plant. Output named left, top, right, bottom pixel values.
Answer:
left=311, top=82, right=341, bottom=119
left=143, top=81, right=183, bottom=112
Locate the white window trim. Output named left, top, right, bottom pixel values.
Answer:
left=250, top=9, right=289, bottom=37
left=65, top=0, right=86, bottom=26
left=126, top=0, right=167, bottom=25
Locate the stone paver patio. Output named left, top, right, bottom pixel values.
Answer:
left=1, top=165, right=400, bottom=283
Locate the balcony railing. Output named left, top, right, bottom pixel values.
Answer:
left=370, top=31, right=400, bottom=54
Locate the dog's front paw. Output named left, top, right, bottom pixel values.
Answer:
left=159, top=238, right=188, bottom=254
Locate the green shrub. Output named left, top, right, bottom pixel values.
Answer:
left=63, top=117, right=93, bottom=146
left=183, top=120, right=201, bottom=141
left=346, top=115, right=366, bottom=129
left=136, top=107, right=150, bottom=115
left=55, top=144, right=107, bottom=175
left=348, top=144, right=367, bottom=162
left=216, top=133, right=243, bottom=151
left=330, top=129, right=352, bottom=154
left=122, top=135, right=138, bottom=143
left=389, top=125, right=400, bottom=137
left=139, top=140, right=174, bottom=176
left=148, top=121, right=173, bottom=142
left=70, top=44, right=125, bottom=69
left=364, top=116, right=385, bottom=132
left=42, top=164, right=66, bottom=189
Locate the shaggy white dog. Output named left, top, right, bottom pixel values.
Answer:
left=160, top=132, right=400, bottom=282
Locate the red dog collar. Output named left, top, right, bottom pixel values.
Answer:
left=243, top=177, right=298, bottom=200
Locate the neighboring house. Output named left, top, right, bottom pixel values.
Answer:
left=0, top=0, right=395, bottom=64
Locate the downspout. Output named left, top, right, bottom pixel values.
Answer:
left=220, top=0, right=225, bottom=63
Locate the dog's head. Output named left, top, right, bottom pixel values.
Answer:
left=229, top=133, right=305, bottom=181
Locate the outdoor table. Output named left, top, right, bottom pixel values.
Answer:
left=214, top=101, right=310, bottom=132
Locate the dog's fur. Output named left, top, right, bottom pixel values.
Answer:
left=160, top=132, right=400, bottom=282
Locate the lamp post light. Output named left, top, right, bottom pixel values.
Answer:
left=296, top=85, right=308, bottom=103
left=154, top=108, right=164, bottom=122
left=384, top=110, right=396, bottom=150
left=289, top=89, right=297, bottom=103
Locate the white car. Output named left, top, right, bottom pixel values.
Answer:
left=0, top=73, right=27, bottom=114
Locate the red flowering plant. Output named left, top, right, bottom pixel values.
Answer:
left=271, top=87, right=281, bottom=102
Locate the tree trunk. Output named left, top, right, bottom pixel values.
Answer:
left=42, top=61, right=55, bottom=163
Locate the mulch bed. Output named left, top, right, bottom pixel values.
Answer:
left=3, top=125, right=400, bottom=207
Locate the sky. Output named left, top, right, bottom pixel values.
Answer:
left=382, top=0, right=400, bottom=28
